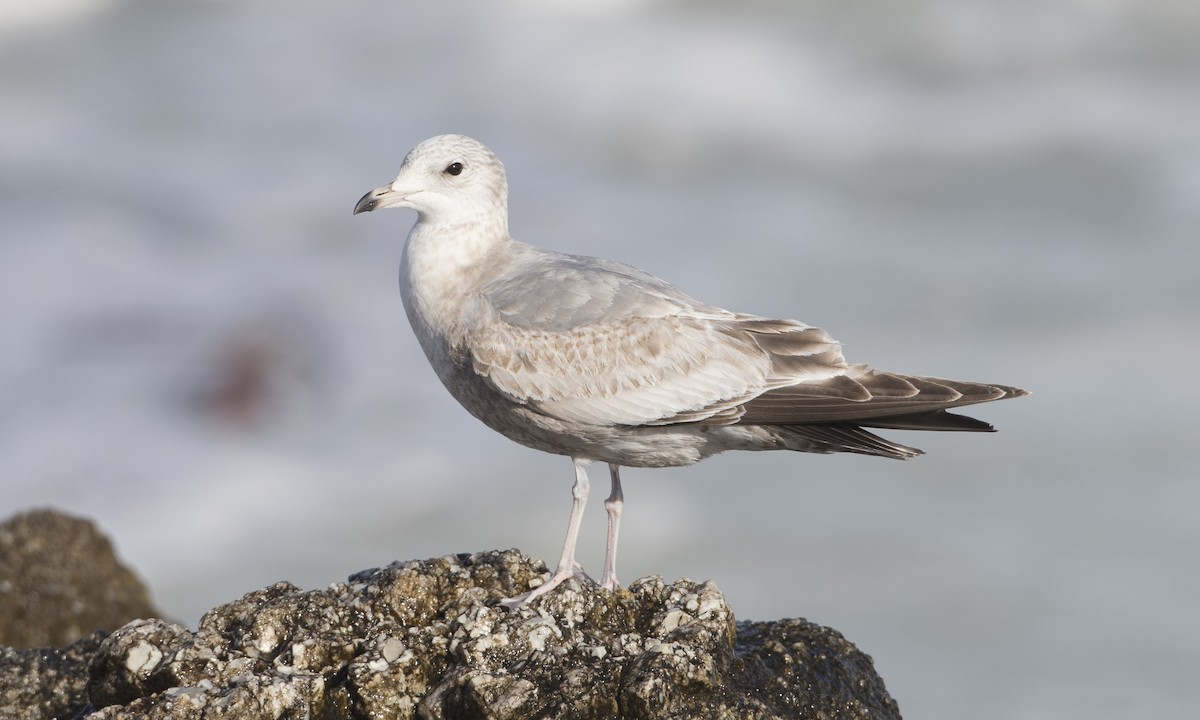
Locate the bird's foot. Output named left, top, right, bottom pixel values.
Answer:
left=499, top=562, right=596, bottom=610
left=599, top=571, right=620, bottom=592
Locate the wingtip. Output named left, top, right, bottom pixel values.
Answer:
left=999, top=386, right=1031, bottom=401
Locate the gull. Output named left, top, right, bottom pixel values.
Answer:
left=354, top=134, right=1028, bottom=608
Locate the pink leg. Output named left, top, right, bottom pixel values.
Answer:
left=501, top=457, right=594, bottom=609
left=599, top=463, right=623, bottom=591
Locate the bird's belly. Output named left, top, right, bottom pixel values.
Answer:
left=418, top=343, right=715, bottom=467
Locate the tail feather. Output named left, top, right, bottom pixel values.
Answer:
left=776, top=424, right=924, bottom=460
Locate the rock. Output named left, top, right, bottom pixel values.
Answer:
left=0, top=549, right=900, bottom=719
left=0, top=509, right=161, bottom=648
left=0, top=631, right=108, bottom=720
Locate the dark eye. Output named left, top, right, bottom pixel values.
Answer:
left=444, top=162, right=464, bottom=176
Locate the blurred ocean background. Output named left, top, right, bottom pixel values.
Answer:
left=2, top=0, right=1197, bottom=717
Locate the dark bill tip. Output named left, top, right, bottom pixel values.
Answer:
left=353, top=190, right=379, bottom=215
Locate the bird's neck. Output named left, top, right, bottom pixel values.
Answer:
left=400, top=211, right=509, bottom=341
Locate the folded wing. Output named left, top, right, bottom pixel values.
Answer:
left=467, top=246, right=1027, bottom=442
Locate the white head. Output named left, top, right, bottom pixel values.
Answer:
left=354, top=134, right=509, bottom=230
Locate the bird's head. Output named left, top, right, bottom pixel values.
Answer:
left=354, top=134, right=509, bottom=226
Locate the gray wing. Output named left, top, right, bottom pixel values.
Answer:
left=483, top=244, right=725, bottom=330
left=469, top=244, right=847, bottom=427
left=469, top=243, right=1027, bottom=433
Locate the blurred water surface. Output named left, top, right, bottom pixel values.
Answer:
left=2, top=1, right=1198, bottom=718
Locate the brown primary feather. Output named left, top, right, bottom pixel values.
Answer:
left=738, top=372, right=1028, bottom=458
left=737, top=369, right=1027, bottom=425
left=857, top=409, right=1000, bottom=432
